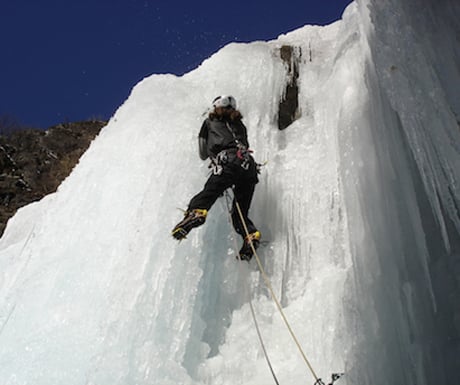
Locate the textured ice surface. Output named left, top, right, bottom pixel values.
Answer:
left=0, top=1, right=459, bottom=384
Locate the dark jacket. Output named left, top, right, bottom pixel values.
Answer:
left=198, top=117, right=250, bottom=160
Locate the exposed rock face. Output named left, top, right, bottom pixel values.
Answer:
left=278, top=45, right=301, bottom=130
left=0, top=120, right=105, bottom=237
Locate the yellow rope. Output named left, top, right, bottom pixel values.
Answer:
left=234, top=198, right=320, bottom=382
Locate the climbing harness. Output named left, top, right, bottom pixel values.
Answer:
left=210, top=151, right=226, bottom=175
left=224, top=188, right=344, bottom=385
left=235, top=143, right=252, bottom=170
left=225, top=121, right=252, bottom=170
left=210, top=145, right=253, bottom=175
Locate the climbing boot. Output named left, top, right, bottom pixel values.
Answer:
left=172, top=209, right=207, bottom=240
left=238, top=231, right=261, bottom=261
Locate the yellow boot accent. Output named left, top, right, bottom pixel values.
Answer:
left=245, top=230, right=261, bottom=243
left=172, top=209, right=208, bottom=240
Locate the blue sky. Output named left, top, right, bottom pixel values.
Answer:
left=1, top=0, right=353, bottom=129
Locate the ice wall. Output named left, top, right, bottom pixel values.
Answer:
left=343, top=1, right=460, bottom=384
left=0, top=1, right=459, bottom=385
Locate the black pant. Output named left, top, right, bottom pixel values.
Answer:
left=188, top=155, right=258, bottom=237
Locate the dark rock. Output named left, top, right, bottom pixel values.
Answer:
left=278, top=45, right=301, bottom=130
left=0, top=120, right=106, bottom=237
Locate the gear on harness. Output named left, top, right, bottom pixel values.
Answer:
left=236, top=143, right=252, bottom=170
left=172, top=209, right=208, bottom=240
left=210, top=145, right=254, bottom=175
left=314, top=373, right=344, bottom=385
left=210, top=150, right=228, bottom=175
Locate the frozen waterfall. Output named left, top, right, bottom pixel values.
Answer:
left=0, top=0, right=459, bottom=384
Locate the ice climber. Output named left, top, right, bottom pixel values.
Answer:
left=172, top=95, right=261, bottom=261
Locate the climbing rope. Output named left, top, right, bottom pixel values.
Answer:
left=223, top=189, right=344, bottom=385
left=222, top=192, right=280, bottom=385
left=230, top=193, right=321, bottom=383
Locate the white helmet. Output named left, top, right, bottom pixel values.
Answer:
left=212, top=95, right=237, bottom=109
